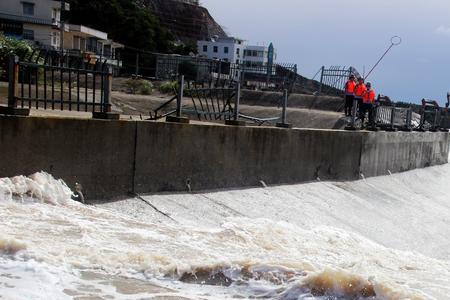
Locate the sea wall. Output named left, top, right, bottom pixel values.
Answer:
left=0, top=115, right=448, bottom=199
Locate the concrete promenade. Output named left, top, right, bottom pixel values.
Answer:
left=0, top=115, right=448, bottom=199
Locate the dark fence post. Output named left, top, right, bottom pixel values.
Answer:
left=225, top=72, right=246, bottom=126
left=0, top=55, right=29, bottom=116
left=92, top=66, right=119, bottom=119
left=135, top=52, right=139, bottom=76
left=319, top=66, right=325, bottom=94
left=386, top=107, right=397, bottom=131
left=431, top=110, right=440, bottom=132
left=166, top=75, right=190, bottom=124
left=176, top=75, right=184, bottom=117
left=103, top=66, right=113, bottom=112
left=8, top=55, right=19, bottom=108
left=416, top=110, right=425, bottom=131
left=276, top=89, right=292, bottom=128
left=233, top=80, right=240, bottom=121
left=405, top=108, right=413, bottom=131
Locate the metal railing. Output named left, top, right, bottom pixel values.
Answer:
left=120, top=50, right=297, bottom=93
left=318, top=66, right=360, bottom=95
left=7, top=54, right=112, bottom=113
left=416, top=109, right=448, bottom=132
left=346, top=101, right=450, bottom=132
left=374, top=106, right=413, bottom=131
left=146, top=73, right=290, bottom=127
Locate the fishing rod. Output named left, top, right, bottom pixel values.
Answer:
left=365, top=36, right=402, bottom=80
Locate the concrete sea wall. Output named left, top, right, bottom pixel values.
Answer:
left=0, top=116, right=448, bottom=199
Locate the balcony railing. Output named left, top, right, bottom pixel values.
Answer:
left=0, top=12, right=52, bottom=26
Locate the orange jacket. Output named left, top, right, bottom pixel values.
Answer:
left=354, top=83, right=366, bottom=97
left=345, top=80, right=356, bottom=95
left=362, top=89, right=375, bottom=104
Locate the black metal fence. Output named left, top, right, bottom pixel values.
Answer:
left=374, top=106, right=413, bottom=131
left=7, top=53, right=112, bottom=113
left=347, top=102, right=450, bottom=132
left=120, top=49, right=297, bottom=93
left=319, top=66, right=360, bottom=95
left=145, top=74, right=289, bottom=127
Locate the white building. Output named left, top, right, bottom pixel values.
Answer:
left=197, top=37, right=245, bottom=64
left=0, top=0, right=123, bottom=67
left=243, top=43, right=277, bottom=68
left=0, top=0, right=62, bottom=48
left=64, top=24, right=124, bottom=66
left=198, top=37, right=277, bottom=67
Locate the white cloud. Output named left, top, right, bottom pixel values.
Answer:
left=435, top=25, right=450, bottom=37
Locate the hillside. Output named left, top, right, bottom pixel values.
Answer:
left=135, top=0, right=227, bottom=44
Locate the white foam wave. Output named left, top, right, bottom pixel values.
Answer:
left=0, top=172, right=71, bottom=204
left=0, top=237, right=26, bottom=255
left=1, top=170, right=450, bottom=299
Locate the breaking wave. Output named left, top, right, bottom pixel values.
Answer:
left=0, top=238, right=26, bottom=255
left=0, top=172, right=71, bottom=204
left=1, top=169, right=450, bottom=299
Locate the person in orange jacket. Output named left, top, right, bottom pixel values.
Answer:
left=344, top=74, right=356, bottom=116
left=353, top=77, right=366, bottom=113
left=360, top=82, right=376, bottom=127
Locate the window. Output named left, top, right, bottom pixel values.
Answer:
left=236, top=59, right=239, bottom=64
left=236, top=48, right=240, bottom=55
left=52, top=8, right=60, bottom=23
left=224, top=47, right=229, bottom=54
left=22, top=2, right=35, bottom=16
left=23, top=29, right=34, bottom=40
left=203, top=45, right=207, bottom=52
left=213, top=46, right=218, bottom=53
left=51, top=31, right=59, bottom=46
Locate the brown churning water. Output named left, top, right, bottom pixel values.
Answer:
left=1, top=167, right=450, bottom=299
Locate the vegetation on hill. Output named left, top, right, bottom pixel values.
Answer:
left=0, top=34, right=33, bottom=79
left=68, top=0, right=173, bottom=52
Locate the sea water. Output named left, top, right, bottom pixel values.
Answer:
left=1, top=166, right=450, bottom=300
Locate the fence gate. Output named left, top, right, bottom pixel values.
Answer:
left=7, top=53, right=112, bottom=114
left=374, top=106, right=413, bottom=131
left=147, top=75, right=288, bottom=127
left=319, top=66, right=360, bottom=95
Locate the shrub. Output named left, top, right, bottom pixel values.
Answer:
left=139, top=80, right=153, bottom=95
left=158, top=81, right=179, bottom=94
left=125, top=78, right=154, bottom=95
left=0, top=34, right=33, bottom=79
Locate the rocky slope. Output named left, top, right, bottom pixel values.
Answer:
left=135, top=0, right=227, bottom=43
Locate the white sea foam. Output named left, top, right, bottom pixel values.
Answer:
left=0, top=172, right=71, bottom=204
left=1, top=167, right=450, bottom=299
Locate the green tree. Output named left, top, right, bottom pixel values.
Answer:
left=0, top=34, right=33, bottom=79
left=67, top=0, right=173, bottom=52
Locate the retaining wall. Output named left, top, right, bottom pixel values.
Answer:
left=0, top=115, right=448, bottom=199
left=241, top=90, right=343, bottom=112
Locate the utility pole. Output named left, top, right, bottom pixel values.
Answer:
left=59, top=1, right=64, bottom=57
left=59, top=1, right=70, bottom=64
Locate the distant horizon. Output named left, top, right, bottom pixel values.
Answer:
left=202, top=0, right=450, bottom=106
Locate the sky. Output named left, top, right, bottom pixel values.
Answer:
left=201, top=0, right=450, bottom=105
